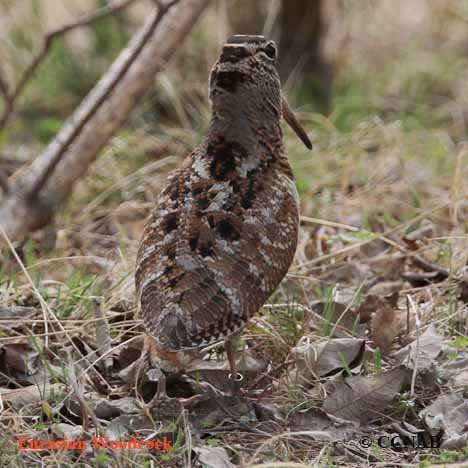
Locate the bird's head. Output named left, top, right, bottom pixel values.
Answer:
left=209, top=35, right=312, bottom=149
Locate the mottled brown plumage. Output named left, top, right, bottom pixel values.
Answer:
left=135, top=35, right=311, bottom=392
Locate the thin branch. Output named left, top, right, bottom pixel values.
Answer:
left=0, top=0, right=210, bottom=242
left=0, top=69, right=11, bottom=194
left=67, top=354, right=103, bottom=434
left=411, top=254, right=449, bottom=278
left=42, top=0, right=138, bottom=37
left=27, top=0, right=180, bottom=197
left=0, top=169, right=10, bottom=194
left=407, top=295, right=420, bottom=399
left=0, top=0, right=139, bottom=133
left=0, top=66, right=9, bottom=101
left=0, top=305, right=39, bottom=317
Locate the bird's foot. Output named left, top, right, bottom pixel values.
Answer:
left=227, top=371, right=244, bottom=396
left=142, top=375, right=210, bottom=411
left=224, top=332, right=246, bottom=395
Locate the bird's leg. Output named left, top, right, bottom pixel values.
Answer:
left=224, top=332, right=243, bottom=392
left=225, top=333, right=238, bottom=377
left=135, top=336, right=151, bottom=396
left=155, top=374, right=167, bottom=399
left=146, top=374, right=167, bottom=407
left=136, top=336, right=169, bottom=406
left=142, top=337, right=203, bottom=408
left=145, top=336, right=170, bottom=402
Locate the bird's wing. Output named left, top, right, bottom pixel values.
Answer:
left=135, top=151, right=298, bottom=351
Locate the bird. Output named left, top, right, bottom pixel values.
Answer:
left=135, top=34, right=312, bottom=399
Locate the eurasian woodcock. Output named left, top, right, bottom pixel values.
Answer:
left=135, top=35, right=312, bottom=397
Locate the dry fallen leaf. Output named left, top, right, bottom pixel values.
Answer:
left=52, top=423, right=84, bottom=440
left=186, top=368, right=247, bottom=393
left=292, top=338, right=365, bottom=381
left=442, top=353, right=468, bottom=387
left=287, top=407, right=358, bottom=441
left=187, top=350, right=268, bottom=392
left=193, top=446, right=235, bottom=468
left=356, top=292, right=398, bottom=322
left=103, top=414, right=154, bottom=442
left=94, top=396, right=140, bottom=419
left=365, top=281, right=404, bottom=297
left=1, top=341, right=41, bottom=375
left=458, top=277, right=468, bottom=304
left=190, top=396, right=257, bottom=432
left=401, top=270, right=448, bottom=287
left=0, top=305, right=39, bottom=329
left=394, top=323, right=443, bottom=371
left=369, top=292, right=401, bottom=354
left=419, top=393, right=468, bottom=438
left=441, top=433, right=468, bottom=450
left=323, top=367, right=408, bottom=423
left=404, top=221, right=436, bottom=242
left=454, top=369, right=468, bottom=388
left=116, top=336, right=144, bottom=370
left=0, top=383, right=65, bottom=410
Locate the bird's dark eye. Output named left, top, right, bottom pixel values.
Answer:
left=264, top=43, right=276, bottom=60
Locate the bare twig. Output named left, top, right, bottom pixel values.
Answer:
left=28, top=0, right=180, bottom=197
left=0, top=169, right=10, bottom=194
left=411, top=255, right=449, bottom=277
left=407, top=295, right=420, bottom=399
left=450, top=143, right=467, bottom=225
left=0, top=305, right=39, bottom=317
left=0, top=65, right=9, bottom=101
left=67, top=354, right=103, bottom=435
left=0, top=0, right=210, bottom=242
left=0, top=0, right=139, bottom=132
left=93, top=300, right=113, bottom=372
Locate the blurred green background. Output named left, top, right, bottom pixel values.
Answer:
left=0, top=0, right=467, bottom=252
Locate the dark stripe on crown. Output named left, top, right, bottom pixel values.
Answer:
left=227, top=35, right=266, bottom=44
left=220, top=45, right=250, bottom=63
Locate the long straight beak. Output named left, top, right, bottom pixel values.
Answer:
left=282, top=96, right=312, bottom=150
